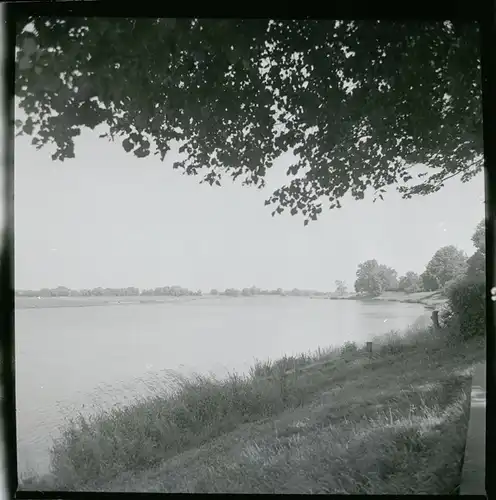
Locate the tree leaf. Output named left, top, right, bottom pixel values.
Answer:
left=134, top=147, right=150, bottom=158
left=22, top=119, right=34, bottom=135
left=122, top=138, right=134, bottom=153
left=18, top=56, right=31, bottom=71
left=22, top=37, right=38, bottom=56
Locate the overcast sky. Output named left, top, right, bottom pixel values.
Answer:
left=14, top=120, right=485, bottom=292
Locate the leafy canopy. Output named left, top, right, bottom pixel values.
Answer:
left=15, top=18, right=482, bottom=223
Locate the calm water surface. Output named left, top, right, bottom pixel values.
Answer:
left=15, top=296, right=427, bottom=476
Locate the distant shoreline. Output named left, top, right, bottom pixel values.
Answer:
left=14, top=291, right=446, bottom=310
left=14, top=295, right=216, bottom=310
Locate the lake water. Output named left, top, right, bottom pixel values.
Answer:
left=15, top=296, right=427, bottom=476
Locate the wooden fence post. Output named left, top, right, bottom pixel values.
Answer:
left=431, top=310, right=440, bottom=331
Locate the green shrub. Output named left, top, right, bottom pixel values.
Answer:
left=437, top=301, right=455, bottom=329
left=446, top=277, right=486, bottom=339
left=378, top=335, right=408, bottom=355
left=421, top=271, right=440, bottom=292
left=442, top=279, right=458, bottom=296
left=466, top=250, right=485, bottom=281
left=340, top=341, right=358, bottom=355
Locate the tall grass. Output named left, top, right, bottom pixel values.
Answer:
left=36, top=347, right=342, bottom=488
left=19, top=319, right=485, bottom=493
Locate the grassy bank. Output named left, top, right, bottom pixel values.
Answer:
left=371, top=290, right=447, bottom=308
left=20, top=321, right=484, bottom=494
left=332, top=290, right=447, bottom=309
left=330, top=291, right=447, bottom=309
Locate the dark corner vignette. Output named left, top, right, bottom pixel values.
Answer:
left=3, top=3, right=17, bottom=500
left=481, top=2, right=496, bottom=499
left=4, top=2, right=493, bottom=499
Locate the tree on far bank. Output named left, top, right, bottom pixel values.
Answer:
left=355, top=259, right=385, bottom=297
left=377, top=265, right=398, bottom=291
left=334, top=280, right=348, bottom=296
left=398, top=271, right=422, bottom=293
left=422, top=245, right=467, bottom=290
left=15, top=18, right=481, bottom=225
left=354, top=259, right=397, bottom=297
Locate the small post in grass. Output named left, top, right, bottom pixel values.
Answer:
left=431, top=309, right=441, bottom=331
left=366, top=341, right=373, bottom=364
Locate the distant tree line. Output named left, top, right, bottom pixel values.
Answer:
left=16, top=285, right=333, bottom=298
left=15, top=286, right=202, bottom=297
left=140, top=286, right=202, bottom=297
left=211, top=287, right=331, bottom=297
left=17, top=220, right=484, bottom=301
left=353, top=219, right=484, bottom=297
